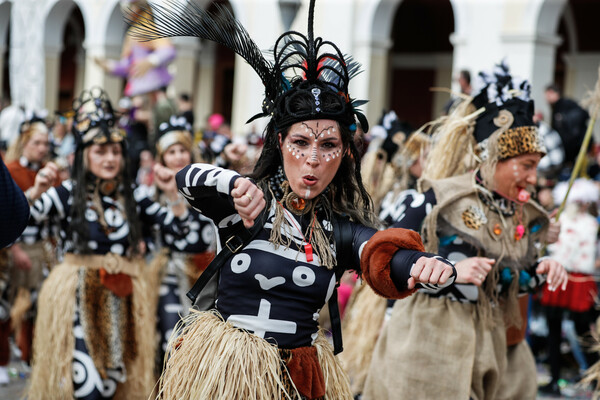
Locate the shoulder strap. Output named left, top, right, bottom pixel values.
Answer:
left=329, top=214, right=353, bottom=355
left=186, top=210, right=266, bottom=304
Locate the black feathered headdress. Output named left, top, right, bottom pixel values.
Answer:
left=127, top=0, right=368, bottom=132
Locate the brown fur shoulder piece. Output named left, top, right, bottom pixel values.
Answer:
left=361, top=228, right=424, bottom=299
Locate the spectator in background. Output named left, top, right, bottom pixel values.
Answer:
left=545, top=84, right=590, bottom=166
left=443, top=69, right=472, bottom=114
left=4, top=114, right=57, bottom=367
left=177, top=93, right=195, bottom=128
left=534, top=110, right=565, bottom=182
left=0, top=101, right=25, bottom=155
left=119, top=95, right=151, bottom=178
left=0, top=153, right=30, bottom=385
left=539, top=179, right=600, bottom=396
left=152, top=86, right=178, bottom=147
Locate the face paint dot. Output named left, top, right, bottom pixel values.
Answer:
left=326, top=158, right=330, bottom=162
left=296, top=155, right=300, bottom=159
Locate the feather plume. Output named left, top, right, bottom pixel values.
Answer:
left=127, top=1, right=275, bottom=96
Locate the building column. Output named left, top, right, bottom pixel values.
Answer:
left=354, top=38, right=393, bottom=127
left=10, top=0, right=46, bottom=110
left=44, top=45, right=62, bottom=114
left=171, top=36, right=200, bottom=99
left=83, top=42, right=123, bottom=103
left=194, top=40, right=215, bottom=131
left=501, top=33, right=562, bottom=120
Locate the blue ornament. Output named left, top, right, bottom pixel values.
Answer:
left=501, top=268, right=513, bottom=285
left=439, top=235, right=457, bottom=246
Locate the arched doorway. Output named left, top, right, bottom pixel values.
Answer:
left=389, top=0, right=454, bottom=130
left=59, top=7, right=85, bottom=111
left=44, top=0, right=85, bottom=113
left=554, top=0, right=600, bottom=99
left=206, top=0, right=236, bottom=126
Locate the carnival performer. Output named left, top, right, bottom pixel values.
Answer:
left=95, top=0, right=175, bottom=99
left=131, top=1, right=457, bottom=399
left=363, top=62, right=569, bottom=400
left=140, top=115, right=216, bottom=371
left=4, top=114, right=56, bottom=367
left=341, top=129, right=431, bottom=397
left=26, top=88, right=190, bottom=400
left=361, top=110, right=412, bottom=210
left=539, top=179, right=600, bottom=396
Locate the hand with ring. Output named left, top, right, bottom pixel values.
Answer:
left=455, top=257, right=495, bottom=286
left=231, top=178, right=265, bottom=228
left=31, top=162, right=59, bottom=201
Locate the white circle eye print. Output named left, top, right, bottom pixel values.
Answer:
left=85, top=209, right=98, bottom=222
left=292, top=266, right=316, bottom=287
left=231, top=253, right=251, bottom=274
left=104, top=208, right=124, bottom=227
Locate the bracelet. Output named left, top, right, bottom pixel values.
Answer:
left=166, top=195, right=184, bottom=208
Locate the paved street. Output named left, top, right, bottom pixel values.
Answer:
left=0, top=360, right=595, bottom=399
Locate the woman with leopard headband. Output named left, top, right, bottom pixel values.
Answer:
left=363, top=62, right=568, bottom=400
left=25, top=88, right=190, bottom=400
left=130, top=1, right=456, bottom=398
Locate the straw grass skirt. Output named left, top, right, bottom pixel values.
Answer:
left=363, top=292, right=510, bottom=400
left=27, top=258, right=156, bottom=400
left=339, top=282, right=387, bottom=396
left=156, top=309, right=353, bottom=400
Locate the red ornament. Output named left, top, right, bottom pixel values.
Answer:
left=304, top=243, right=313, bottom=262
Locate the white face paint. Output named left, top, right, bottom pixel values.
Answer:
left=279, top=120, right=344, bottom=200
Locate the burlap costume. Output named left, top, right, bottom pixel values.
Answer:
left=363, top=172, right=548, bottom=400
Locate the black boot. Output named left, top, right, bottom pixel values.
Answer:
left=539, top=380, right=561, bottom=397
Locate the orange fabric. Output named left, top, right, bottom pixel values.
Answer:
left=99, top=269, right=133, bottom=297
left=286, top=346, right=325, bottom=399
left=6, top=161, right=37, bottom=191
left=193, top=251, right=215, bottom=272
left=361, top=228, right=424, bottom=299
left=6, top=161, right=62, bottom=191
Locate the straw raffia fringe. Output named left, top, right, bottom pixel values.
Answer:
left=156, top=310, right=353, bottom=400
left=114, top=261, right=156, bottom=400
left=339, top=283, right=387, bottom=395
left=9, top=287, right=31, bottom=333
left=27, top=260, right=156, bottom=400
left=28, top=262, right=78, bottom=399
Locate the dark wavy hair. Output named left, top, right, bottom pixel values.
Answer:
left=69, top=138, right=142, bottom=256
left=249, top=93, right=376, bottom=227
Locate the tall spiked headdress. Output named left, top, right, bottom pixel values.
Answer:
left=128, top=0, right=368, bottom=132
left=72, top=87, right=125, bottom=150
left=471, top=61, right=546, bottom=160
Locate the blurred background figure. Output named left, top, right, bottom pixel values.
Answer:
left=3, top=113, right=58, bottom=373
left=545, top=84, right=590, bottom=169
left=177, top=93, right=195, bottom=128
left=443, top=69, right=472, bottom=114
left=95, top=0, right=175, bottom=99
left=0, top=153, right=30, bottom=385
left=538, top=179, right=600, bottom=396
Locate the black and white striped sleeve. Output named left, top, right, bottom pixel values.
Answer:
left=29, top=181, right=71, bottom=223
left=176, top=163, right=242, bottom=226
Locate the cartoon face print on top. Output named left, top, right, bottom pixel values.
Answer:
left=215, top=203, right=337, bottom=349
